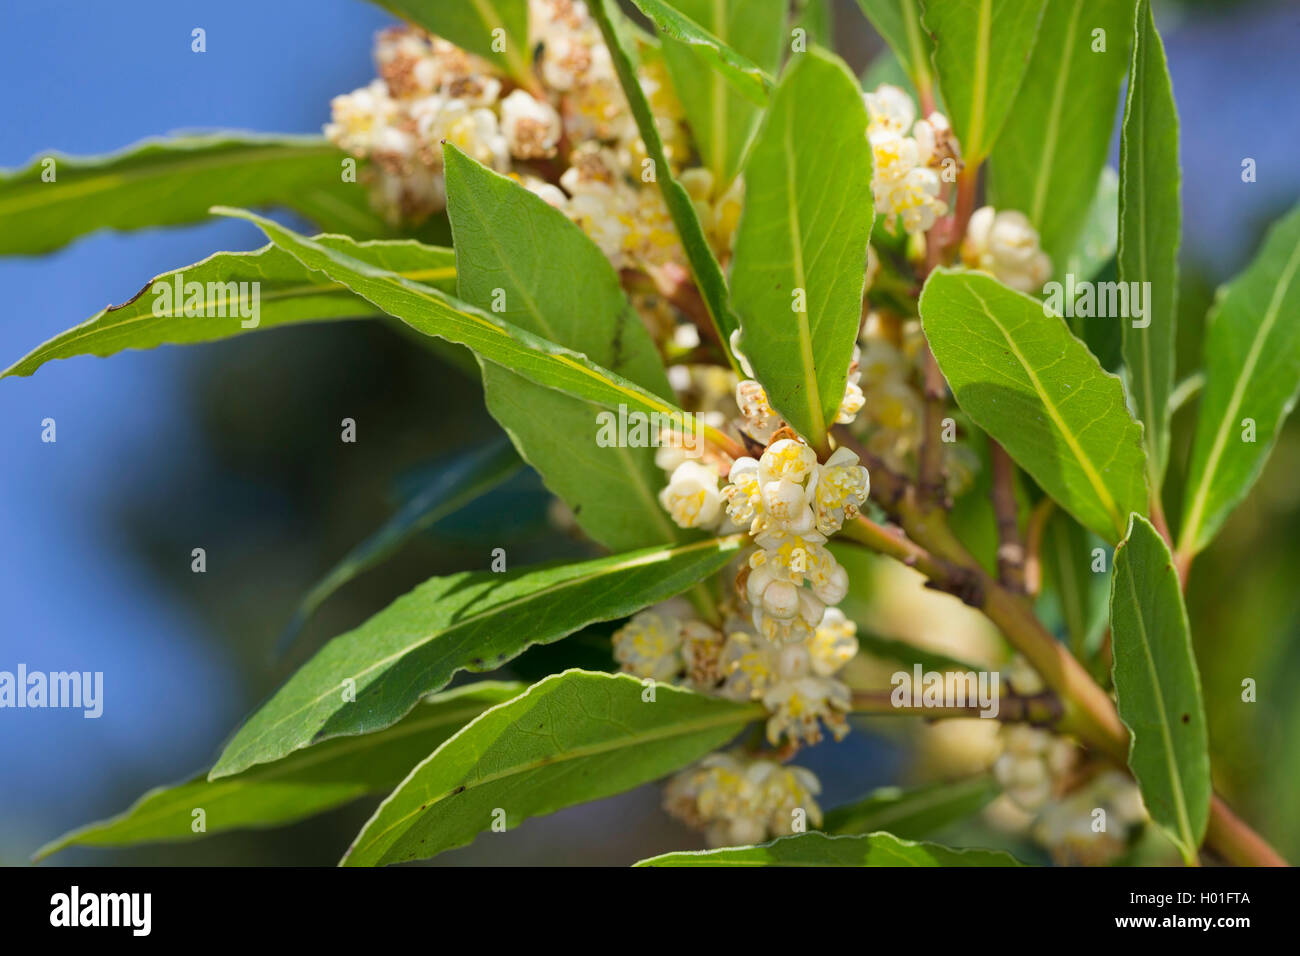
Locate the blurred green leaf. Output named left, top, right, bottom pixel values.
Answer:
left=3, top=238, right=456, bottom=379
left=653, top=0, right=785, bottom=183
left=1119, top=0, right=1181, bottom=492
left=1063, top=167, right=1119, bottom=284
left=33, top=682, right=522, bottom=860
left=1039, top=509, right=1108, bottom=666
left=824, top=776, right=999, bottom=838
left=1110, top=514, right=1210, bottom=863
left=444, top=147, right=684, bottom=551
left=282, top=438, right=523, bottom=648
left=731, top=48, right=874, bottom=449
left=365, top=0, right=533, bottom=84
left=636, top=830, right=1025, bottom=865
left=855, top=0, right=933, bottom=95
left=629, top=0, right=775, bottom=105
left=990, top=0, right=1132, bottom=264
left=342, top=670, right=760, bottom=865
left=211, top=533, right=747, bottom=779
left=0, top=134, right=388, bottom=255
left=1179, top=201, right=1300, bottom=558
left=920, top=269, right=1148, bottom=544
left=921, top=0, right=1047, bottom=163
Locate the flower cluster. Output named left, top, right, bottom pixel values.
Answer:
left=960, top=206, right=1053, bottom=293
left=663, top=751, right=823, bottom=848
left=322, top=1, right=740, bottom=280
left=863, top=84, right=958, bottom=234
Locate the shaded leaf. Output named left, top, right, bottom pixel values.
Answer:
left=0, top=134, right=387, bottom=256
left=636, top=830, right=1025, bottom=865
left=920, top=269, right=1147, bottom=543
left=1179, top=201, right=1300, bottom=557
left=444, top=147, right=683, bottom=551
left=855, top=0, right=934, bottom=95
left=1039, top=509, right=1108, bottom=664
left=920, top=0, right=1047, bottom=163
left=342, top=670, right=761, bottom=865
left=1110, top=514, right=1209, bottom=863
left=282, top=438, right=522, bottom=647
left=989, top=0, right=1133, bottom=265
left=1119, top=0, right=1181, bottom=491
left=211, top=534, right=746, bottom=779
left=731, top=47, right=874, bottom=449
left=33, top=682, right=522, bottom=860
left=365, top=0, right=533, bottom=84
left=3, top=238, right=456, bottom=379
left=1063, top=167, right=1119, bottom=284
left=824, top=776, right=998, bottom=839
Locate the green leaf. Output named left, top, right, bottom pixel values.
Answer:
left=919, top=269, right=1148, bottom=544
left=2, top=237, right=456, bottom=379
left=32, top=682, right=522, bottom=861
left=855, top=0, right=934, bottom=95
left=920, top=0, right=1047, bottom=164
left=1039, top=509, right=1107, bottom=664
left=342, top=670, right=760, bottom=865
left=1179, top=201, right=1300, bottom=558
left=211, top=534, right=746, bottom=779
left=1109, top=513, right=1210, bottom=863
left=1063, top=167, right=1119, bottom=284
left=730, top=47, right=874, bottom=449
left=590, top=0, right=743, bottom=361
left=283, top=438, right=522, bottom=646
left=793, top=0, right=834, bottom=48
left=1119, top=0, right=1181, bottom=492
left=824, top=776, right=998, bottom=839
left=652, top=0, right=785, bottom=185
left=635, top=831, right=1025, bottom=866
left=365, top=0, right=533, bottom=85
left=443, top=147, right=683, bottom=551
left=628, top=0, right=776, bottom=105
left=0, top=134, right=388, bottom=256
left=989, top=0, right=1133, bottom=264
left=214, top=208, right=734, bottom=453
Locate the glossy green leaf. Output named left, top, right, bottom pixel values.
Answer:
left=652, top=0, right=785, bottom=185
left=444, top=147, right=683, bottom=551
left=919, top=269, right=1147, bottom=544
left=921, top=0, right=1047, bottom=164
left=214, top=208, right=732, bottom=451
left=211, top=534, right=746, bottom=779
left=591, top=0, right=743, bottom=364
left=730, top=48, right=874, bottom=449
left=990, top=0, right=1133, bottom=264
left=1110, top=514, right=1209, bottom=863
left=0, top=134, right=388, bottom=256
left=342, top=670, right=760, bottom=865
left=628, top=0, right=775, bottom=105
left=365, top=0, right=533, bottom=84
left=1119, top=0, right=1181, bottom=492
left=2, top=238, right=456, bottom=379
left=1179, top=201, right=1300, bottom=557
left=855, top=0, right=934, bottom=94
left=32, top=682, right=522, bottom=860
left=282, top=439, right=522, bottom=647
left=824, top=776, right=998, bottom=839
left=636, top=831, right=1025, bottom=866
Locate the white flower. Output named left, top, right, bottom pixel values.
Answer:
left=864, top=84, right=916, bottom=135
left=324, top=80, right=400, bottom=156
left=664, top=752, right=822, bottom=847
left=808, top=607, right=859, bottom=676
left=812, top=446, right=870, bottom=535
left=612, top=609, right=682, bottom=681
left=962, top=206, right=1053, bottom=293
left=659, top=460, right=723, bottom=529
left=500, top=89, right=562, bottom=159
left=762, top=674, right=852, bottom=746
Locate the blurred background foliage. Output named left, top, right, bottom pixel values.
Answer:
left=2, top=0, right=1297, bottom=866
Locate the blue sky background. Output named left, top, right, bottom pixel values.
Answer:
left=2, top=0, right=1298, bottom=865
